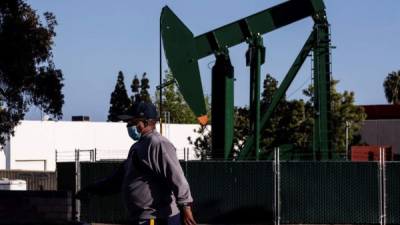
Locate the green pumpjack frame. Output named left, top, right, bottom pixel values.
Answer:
left=161, top=0, right=333, bottom=160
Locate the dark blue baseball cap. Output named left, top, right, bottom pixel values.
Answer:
left=118, top=101, right=159, bottom=121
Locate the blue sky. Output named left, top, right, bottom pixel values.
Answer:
left=26, top=0, right=400, bottom=121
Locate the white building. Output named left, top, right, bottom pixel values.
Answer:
left=0, top=120, right=203, bottom=171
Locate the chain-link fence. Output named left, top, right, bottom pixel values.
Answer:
left=57, top=150, right=399, bottom=224
left=56, top=148, right=196, bottom=163
left=0, top=170, right=56, bottom=190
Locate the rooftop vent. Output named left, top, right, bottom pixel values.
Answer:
left=71, top=116, right=90, bottom=121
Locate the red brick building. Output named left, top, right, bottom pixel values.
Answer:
left=351, top=145, right=393, bottom=161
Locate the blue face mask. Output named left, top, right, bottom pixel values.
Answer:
left=127, top=126, right=141, bottom=141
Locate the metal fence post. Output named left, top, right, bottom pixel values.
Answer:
left=94, top=148, right=97, bottom=162
left=345, top=121, right=350, bottom=160
left=274, top=147, right=281, bottom=225
left=185, top=148, right=188, bottom=176
left=379, top=147, right=386, bottom=225
left=75, top=149, right=81, bottom=221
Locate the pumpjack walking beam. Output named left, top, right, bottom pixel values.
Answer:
left=161, top=0, right=332, bottom=160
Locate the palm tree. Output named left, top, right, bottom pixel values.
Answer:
left=383, top=70, right=400, bottom=105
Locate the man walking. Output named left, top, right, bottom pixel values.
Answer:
left=77, top=101, right=196, bottom=225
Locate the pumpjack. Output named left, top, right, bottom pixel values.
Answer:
left=161, top=0, right=333, bottom=160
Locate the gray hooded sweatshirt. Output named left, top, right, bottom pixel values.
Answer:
left=121, top=130, right=193, bottom=220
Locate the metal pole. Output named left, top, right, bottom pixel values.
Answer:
left=274, top=147, right=281, bottom=225
left=162, top=111, right=171, bottom=138
left=345, top=121, right=349, bottom=160
left=185, top=148, right=188, bottom=176
left=247, top=34, right=265, bottom=160
left=383, top=148, right=386, bottom=225
left=75, top=149, right=81, bottom=221
left=159, top=13, right=163, bottom=135
left=379, top=147, right=382, bottom=225
left=379, top=147, right=386, bottom=225
left=167, top=111, right=171, bottom=138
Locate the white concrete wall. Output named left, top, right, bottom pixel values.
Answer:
left=2, top=120, right=202, bottom=171
left=0, top=143, right=6, bottom=170
left=160, top=123, right=206, bottom=160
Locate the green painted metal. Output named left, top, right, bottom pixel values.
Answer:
left=313, top=19, right=332, bottom=160
left=239, top=10, right=333, bottom=160
left=194, top=0, right=325, bottom=59
left=239, top=31, right=316, bottom=160
left=160, top=7, right=207, bottom=118
left=161, top=0, right=332, bottom=161
left=246, top=35, right=265, bottom=160
left=211, top=53, right=234, bottom=160
left=160, top=0, right=326, bottom=119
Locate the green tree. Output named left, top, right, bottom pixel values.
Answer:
left=260, top=74, right=287, bottom=153
left=0, top=0, right=64, bottom=144
left=156, top=70, right=198, bottom=124
left=131, top=72, right=151, bottom=104
left=383, top=70, right=400, bottom=104
left=309, top=80, right=366, bottom=153
left=108, top=71, right=131, bottom=122
left=130, top=74, right=140, bottom=104
left=235, top=74, right=312, bottom=159
left=188, top=125, right=212, bottom=159
left=140, top=73, right=151, bottom=103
